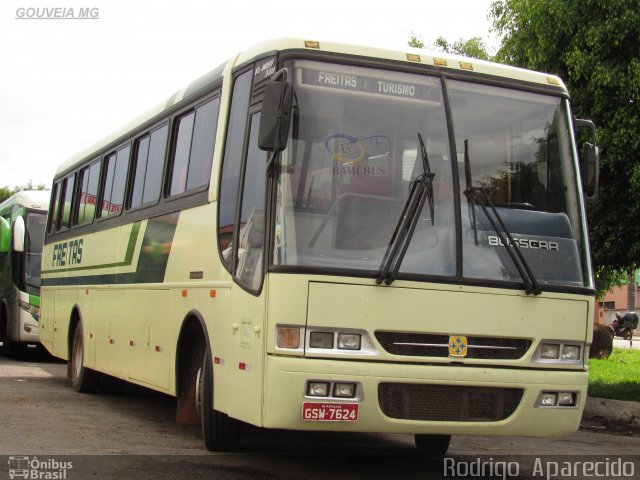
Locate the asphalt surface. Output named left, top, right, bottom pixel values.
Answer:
left=1, top=349, right=639, bottom=480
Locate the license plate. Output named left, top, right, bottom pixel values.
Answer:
left=302, top=402, right=359, bottom=422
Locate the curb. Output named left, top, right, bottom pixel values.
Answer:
left=583, top=396, right=640, bottom=426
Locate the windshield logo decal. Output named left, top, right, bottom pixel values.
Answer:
left=488, top=236, right=559, bottom=252
left=449, top=336, right=468, bottom=357
left=326, top=134, right=392, bottom=177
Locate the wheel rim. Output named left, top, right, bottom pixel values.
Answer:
left=195, top=367, right=203, bottom=417
left=72, top=329, right=83, bottom=381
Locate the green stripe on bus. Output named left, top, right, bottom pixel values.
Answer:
left=29, top=294, right=40, bottom=308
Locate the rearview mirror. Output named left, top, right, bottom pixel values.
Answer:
left=574, top=118, right=599, bottom=202
left=258, top=81, right=294, bottom=152
left=13, top=215, right=25, bottom=253
left=582, top=142, right=599, bottom=199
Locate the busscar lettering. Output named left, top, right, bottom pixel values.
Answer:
left=52, top=239, right=84, bottom=267
left=487, top=235, right=559, bottom=252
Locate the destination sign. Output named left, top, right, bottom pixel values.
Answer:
left=300, top=68, right=440, bottom=101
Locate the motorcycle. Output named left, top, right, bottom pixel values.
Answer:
left=611, top=312, right=638, bottom=340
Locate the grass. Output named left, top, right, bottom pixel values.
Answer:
left=588, top=348, right=640, bottom=402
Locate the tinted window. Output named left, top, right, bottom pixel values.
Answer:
left=76, top=160, right=100, bottom=225
left=187, top=98, right=219, bottom=190
left=102, top=145, right=130, bottom=218
left=170, top=112, right=195, bottom=196
left=60, top=174, right=76, bottom=229
left=236, top=113, right=267, bottom=290
left=169, top=98, right=220, bottom=196
left=144, top=125, right=168, bottom=204
left=131, top=136, right=150, bottom=208
left=218, top=70, right=252, bottom=263
left=48, top=181, right=61, bottom=234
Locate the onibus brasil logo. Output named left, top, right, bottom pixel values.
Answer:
left=8, top=456, right=72, bottom=479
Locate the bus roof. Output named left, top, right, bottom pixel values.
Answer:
left=0, top=190, right=50, bottom=213
left=55, top=37, right=567, bottom=178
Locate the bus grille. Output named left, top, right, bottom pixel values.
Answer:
left=375, top=332, right=532, bottom=360
left=378, top=383, right=523, bottom=422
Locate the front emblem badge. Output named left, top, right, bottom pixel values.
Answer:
left=449, top=335, right=468, bottom=357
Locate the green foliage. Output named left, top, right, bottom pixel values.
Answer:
left=408, top=32, right=425, bottom=49
left=433, top=36, right=491, bottom=61
left=0, top=181, right=48, bottom=203
left=408, top=33, right=491, bottom=61
left=588, top=349, right=640, bottom=402
left=490, top=0, right=640, bottom=292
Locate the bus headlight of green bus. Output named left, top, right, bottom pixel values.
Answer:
left=19, top=299, right=40, bottom=320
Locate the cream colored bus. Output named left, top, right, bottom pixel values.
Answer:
left=40, top=38, right=598, bottom=454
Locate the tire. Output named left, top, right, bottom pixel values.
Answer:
left=415, top=434, right=451, bottom=456
left=200, top=346, right=242, bottom=451
left=70, top=322, right=100, bottom=393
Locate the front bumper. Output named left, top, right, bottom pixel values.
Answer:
left=263, top=355, right=587, bottom=436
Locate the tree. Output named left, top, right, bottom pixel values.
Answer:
left=490, top=0, right=640, bottom=295
left=0, top=181, right=48, bottom=203
left=409, top=33, right=491, bottom=60
left=433, top=36, right=491, bottom=61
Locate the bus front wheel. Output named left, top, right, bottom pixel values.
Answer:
left=199, top=346, right=242, bottom=452
left=71, top=322, right=100, bottom=393
left=414, top=434, right=451, bottom=456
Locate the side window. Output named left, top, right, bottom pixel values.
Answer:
left=60, top=174, right=76, bottom=229
left=76, top=160, right=100, bottom=225
left=236, top=112, right=267, bottom=291
left=218, top=70, right=252, bottom=265
left=131, top=124, right=168, bottom=208
left=101, top=145, right=130, bottom=218
left=48, top=181, right=61, bottom=234
left=169, top=97, right=220, bottom=196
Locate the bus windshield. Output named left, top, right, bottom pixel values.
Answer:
left=25, top=212, right=46, bottom=288
left=273, top=60, right=588, bottom=289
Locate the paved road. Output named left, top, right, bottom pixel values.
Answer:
left=613, top=336, right=639, bottom=350
left=1, top=351, right=639, bottom=480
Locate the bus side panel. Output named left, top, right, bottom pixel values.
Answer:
left=127, top=289, right=171, bottom=390
left=52, top=289, right=77, bottom=359
left=209, top=283, right=266, bottom=427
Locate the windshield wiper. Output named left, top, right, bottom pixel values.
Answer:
left=463, top=139, right=541, bottom=295
left=376, top=133, right=435, bottom=285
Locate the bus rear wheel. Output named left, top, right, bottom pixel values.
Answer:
left=71, top=321, right=100, bottom=393
left=414, top=434, right=451, bottom=456
left=199, top=346, right=241, bottom=452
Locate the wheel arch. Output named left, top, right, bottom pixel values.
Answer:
left=0, top=300, right=8, bottom=341
left=67, top=304, right=83, bottom=359
left=175, top=309, right=210, bottom=398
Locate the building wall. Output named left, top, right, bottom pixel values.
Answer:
left=595, top=283, right=640, bottom=325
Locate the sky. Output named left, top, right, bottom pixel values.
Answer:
left=0, top=0, right=499, bottom=189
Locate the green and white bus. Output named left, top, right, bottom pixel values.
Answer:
left=41, top=38, right=598, bottom=454
left=0, top=190, right=49, bottom=354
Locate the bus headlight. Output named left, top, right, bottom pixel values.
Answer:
left=309, top=332, right=334, bottom=349
left=561, top=345, right=581, bottom=360
left=337, top=333, right=361, bottom=350
left=19, top=300, right=40, bottom=319
left=535, top=341, right=583, bottom=363
left=540, top=343, right=560, bottom=359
